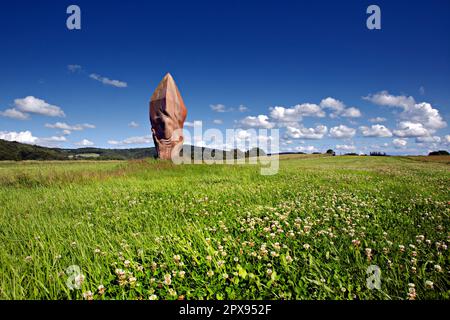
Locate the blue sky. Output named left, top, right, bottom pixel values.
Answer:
left=0, top=0, right=449, bottom=155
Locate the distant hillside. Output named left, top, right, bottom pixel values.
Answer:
left=0, top=139, right=156, bottom=161
left=0, top=139, right=266, bottom=161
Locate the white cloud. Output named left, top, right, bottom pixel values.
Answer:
left=444, top=135, right=450, bottom=144
left=75, top=139, right=94, bottom=146
left=364, top=91, right=415, bottom=109
left=185, top=120, right=203, bottom=127
left=0, top=130, right=38, bottom=144
left=393, top=138, right=408, bottom=148
left=286, top=125, right=327, bottom=139
left=68, top=64, right=82, bottom=72
left=89, top=73, right=127, bottom=88
left=0, top=108, right=29, bottom=120
left=369, top=117, right=386, bottom=123
left=238, top=105, right=248, bottom=112
left=213, top=119, right=223, bottom=124
left=210, top=104, right=228, bottom=112
left=336, top=144, right=356, bottom=151
left=364, top=91, right=446, bottom=133
left=108, top=135, right=152, bottom=145
left=393, top=121, right=430, bottom=137
left=329, top=125, right=356, bottom=138
left=270, top=103, right=325, bottom=124
left=359, top=124, right=392, bottom=137
left=239, top=115, right=274, bottom=129
left=14, top=96, right=65, bottom=117
left=0, top=130, right=66, bottom=146
left=294, top=145, right=317, bottom=153
left=45, top=122, right=95, bottom=131
left=415, top=136, right=441, bottom=143
left=341, top=107, right=362, bottom=118
left=128, top=121, right=139, bottom=128
left=320, top=97, right=361, bottom=118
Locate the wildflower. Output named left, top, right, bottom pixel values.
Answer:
left=74, top=274, right=85, bottom=288
left=303, top=244, right=310, bottom=250
left=351, top=239, right=361, bottom=247
left=266, top=268, right=273, bottom=276
left=150, top=278, right=156, bottom=284
left=434, top=265, right=442, bottom=272
left=286, top=255, right=293, bottom=263
left=340, top=287, right=346, bottom=293
left=164, top=274, right=172, bottom=285
left=398, top=245, right=405, bottom=252
left=206, top=255, right=212, bottom=262
left=71, top=242, right=77, bottom=247
left=128, top=277, right=137, bottom=286
left=178, top=271, right=186, bottom=278
left=407, top=284, right=416, bottom=300
left=168, top=288, right=177, bottom=296
left=222, top=273, right=229, bottom=279
left=365, top=248, right=372, bottom=260
left=207, top=270, right=214, bottom=277
left=98, top=285, right=105, bottom=295
left=411, top=267, right=417, bottom=274
left=233, top=257, right=239, bottom=262
left=149, top=294, right=158, bottom=300
left=94, top=248, right=101, bottom=254
left=173, top=255, right=181, bottom=263
left=55, top=255, right=62, bottom=260
left=25, top=256, right=33, bottom=262
left=82, top=291, right=93, bottom=300
left=217, top=260, right=225, bottom=267
left=425, top=280, right=434, bottom=289
left=124, top=260, right=131, bottom=267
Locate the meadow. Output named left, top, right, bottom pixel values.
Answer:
left=0, top=155, right=448, bottom=300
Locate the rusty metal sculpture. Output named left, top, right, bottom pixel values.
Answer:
left=149, top=73, right=187, bottom=160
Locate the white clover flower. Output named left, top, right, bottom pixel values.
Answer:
left=149, top=294, right=158, bottom=300
left=164, top=274, right=172, bottom=285
left=82, top=291, right=93, bottom=300
left=425, top=280, right=434, bottom=289
left=124, top=260, right=131, bottom=267
left=207, top=270, right=214, bottom=277
left=98, top=285, right=105, bottom=295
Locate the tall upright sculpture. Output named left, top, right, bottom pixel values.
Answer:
left=149, top=73, right=187, bottom=160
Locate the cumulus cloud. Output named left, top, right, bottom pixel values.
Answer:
left=364, top=91, right=446, bottom=136
left=45, top=122, right=95, bottom=131
left=0, top=130, right=66, bottom=146
left=393, top=138, right=408, bottom=148
left=108, top=135, right=153, bottom=145
left=444, top=135, right=450, bottom=144
left=0, top=108, right=29, bottom=120
left=329, top=125, right=356, bottom=138
left=393, top=121, right=429, bottom=137
left=369, top=117, right=386, bottom=123
left=286, top=125, right=327, bottom=139
left=335, top=144, right=356, bottom=151
left=89, top=73, right=127, bottom=88
left=239, top=115, right=274, bottom=129
left=128, top=121, right=139, bottom=128
left=210, top=104, right=229, bottom=112
left=75, top=139, right=94, bottom=146
left=13, top=96, right=65, bottom=117
left=270, top=103, right=325, bottom=124
left=294, top=145, right=317, bottom=153
left=359, top=124, right=392, bottom=137
left=185, top=120, right=203, bottom=127
left=0, top=130, right=38, bottom=144
left=320, top=97, right=361, bottom=118
left=415, top=136, right=441, bottom=143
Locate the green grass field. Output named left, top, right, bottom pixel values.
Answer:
left=0, top=155, right=448, bottom=300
